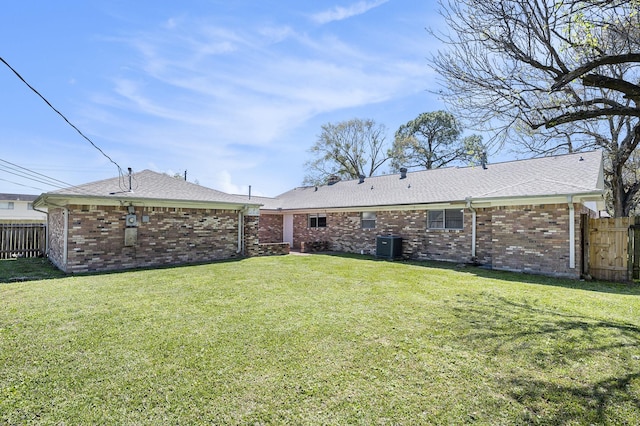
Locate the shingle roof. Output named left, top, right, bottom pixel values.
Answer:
left=41, top=169, right=259, bottom=206
left=263, top=150, right=603, bottom=210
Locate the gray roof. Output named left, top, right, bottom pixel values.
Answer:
left=262, top=151, right=604, bottom=210
left=38, top=169, right=260, bottom=207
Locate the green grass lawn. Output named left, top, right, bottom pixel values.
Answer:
left=1, top=255, right=640, bottom=424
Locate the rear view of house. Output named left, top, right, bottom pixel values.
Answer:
left=34, top=170, right=262, bottom=273
left=259, top=151, right=605, bottom=278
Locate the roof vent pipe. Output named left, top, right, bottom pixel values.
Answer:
left=327, top=175, right=340, bottom=185
left=400, top=168, right=407, bottom=179
left=358, top=174, right=365, bottom=184
left=481, top=153, right=488, bottom=170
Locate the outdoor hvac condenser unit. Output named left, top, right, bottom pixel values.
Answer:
left=376, top=236, right=402, bottom=259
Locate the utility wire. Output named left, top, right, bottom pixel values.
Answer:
left=0, top=158, right=101, bottom=196
left=0, top=158, right=77, bottom=189
left=0, top=56, right=124, bottom=176
left=0, top=176, right=47, bottom=192
left=0, top=165, right=67, bottom=189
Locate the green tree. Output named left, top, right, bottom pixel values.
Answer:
left=303, top=118, right=389, bottom=185
left=431, top=0, right=640, bottom=216
left=389, top=111, right=485, bottom=171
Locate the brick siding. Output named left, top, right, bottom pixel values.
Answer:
left=258, top=213, right=283, bottom=243
left=487, top=204, right=574, bottom=277
left=253, top=242, right=290, bottom=256
left=244, top=215, right=261, bottom=256
left=49, top=204, right=256, bottom=273
left=265, top=202, right=586, bottom=278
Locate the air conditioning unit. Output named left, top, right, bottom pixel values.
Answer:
left=376, top=236, right=402, bottom=259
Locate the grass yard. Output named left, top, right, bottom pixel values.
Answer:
left=1, top=255, right=640, bottom=424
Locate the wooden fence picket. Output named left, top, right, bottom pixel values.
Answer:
left=0, top=223, right=46, bottom=259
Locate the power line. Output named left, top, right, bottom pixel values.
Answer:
left=0, top=176, right=47, bottom=192
left=0, top=165, right=66, bottom=189
left=0, top=158, right=102, bottom=196
left=0, top=160, right=71, bottom=190
left=0, top=56, right=124, bottom=177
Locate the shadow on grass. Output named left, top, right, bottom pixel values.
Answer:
left=0, top=256, right=248, bottom=284
left=450, top=292, right=640, bottom=424
left=319, top=251, right=640, bottom=296
left=0, top=258, right=66, bottom=283
left=314, top=251, right=640, bottom=422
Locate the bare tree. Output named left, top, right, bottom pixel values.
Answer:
left=431, top=0, right=640, bottom=216
left=303, top=118, right=389, bottom=186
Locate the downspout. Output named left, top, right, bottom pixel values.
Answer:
left=568, top=196, right=575, bottom=269
left=465, top=197, right=477, bottom=261
left=32, top=206, right=49, bottom=256
left=237, top=209, right=244, bottom=255
left=63, top=207, right=69, bottom=268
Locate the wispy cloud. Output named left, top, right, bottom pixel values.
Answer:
left=86, top=6, right=428, bottom=193
left=310, top=0, right=389, bottom=25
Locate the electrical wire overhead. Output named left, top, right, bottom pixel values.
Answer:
left=0, top=161, right=68, bottom=189
left=0, top=176, right=47, bottom=192
left=0, top=56, right=124, bottom=177
left=0, top=158, right=99, bottom=196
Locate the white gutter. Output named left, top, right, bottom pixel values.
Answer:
left=568, top=196, right=575, bottom=269
left=465, top=197, right=477, bottom=260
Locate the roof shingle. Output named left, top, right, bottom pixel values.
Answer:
left=262, top=151, right=603, bottom=210
left=43, top=169, right=258, bottom=206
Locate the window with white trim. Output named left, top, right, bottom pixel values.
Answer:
left=427, top=209, right=463, bottom=230
left=0, top=202, right=14, bottom=210
left=27, top=203, right=34, bottom=210
left=361, top=211, right=376, bottom=229
left=308, top=213, right=326, bottom=228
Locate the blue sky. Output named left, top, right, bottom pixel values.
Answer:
left=1, top=0, right=448, bottom=197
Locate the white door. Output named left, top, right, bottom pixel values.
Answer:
left=283, top=214, right=294, bottom=248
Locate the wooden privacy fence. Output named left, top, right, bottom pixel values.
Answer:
left=0, top=223, right=46, bottom=259
left=586, top=217, right=638, bottom=282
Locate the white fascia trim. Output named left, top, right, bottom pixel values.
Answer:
left=260, top=192, right=604, bottom=214
left=264, top=202, right=464, bottom=215
left=38, top=195, right=259, bottom=211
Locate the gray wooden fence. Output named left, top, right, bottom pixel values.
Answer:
left=0, top=224, right=46, bottom=259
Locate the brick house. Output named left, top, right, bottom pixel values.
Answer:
left=34, top=170, right=262, bottom=273
left=259, top=151, right=605, bottom=278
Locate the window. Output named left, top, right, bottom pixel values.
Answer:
left=0, top=202, right=14, bottom=210
left=309, top=213, right=326, bottom=228
left=361, top=212, right=376, bottom=229
left=427, top=209, right=463, bottom=230
left=27, top=203, right=34, bottom=210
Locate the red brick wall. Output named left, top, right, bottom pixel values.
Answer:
left=487, top=204, right=581, bottom=277
left=291, top=210, right=472, bottom=262
left=51, top=204, right=249, bottom=273
left=258, top=213, right=283, bottom=243
left=475, top=208, right=493, bottom=266
left=284, top=203, right=587, bottom=278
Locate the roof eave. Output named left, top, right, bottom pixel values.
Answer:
left=35, top=193, right=261, bottom=210
left=259, top=190, right=605, bottom=213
